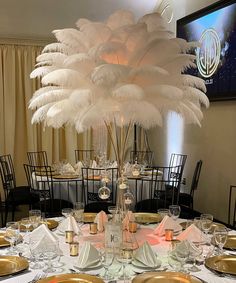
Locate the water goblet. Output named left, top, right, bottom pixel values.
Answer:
left=108, top=206, right=117, bottom=221
left=175, top=243, right=190, bottom=273
left=213, top=225, right=228, bottom=254
left=43, top=242, right=58, bottom=273
left=4, top=222, right=20, bottom=255
left=73, top=202, right=84, bottom=230
left=29, top=237, right=44, bottom=269
left=99, top=248, right=114, bottom=280
left=61, top=208, right=73, bottom=218
left=200, top=213, right=213, bottom=244
left=188, top=242, right=203, bottom=272
left=169, top=205, right=181, bottom=221
left=29, top=209, right=41, bottom=229
left=117, top=244, right=134, bottom=281
left=20, top=218, right=32, bottom=244
left=157, top=208, right=170, bottom=220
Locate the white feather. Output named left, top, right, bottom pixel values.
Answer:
left=160, top=54, right=196, bottom=73
left=30, top=66, right=56, bottom=78
left=106, top=10, right=135, bottom=30
left=36, top=52, right=67, bottom=65
left=31, top=103, right=54, bottom=124
left=138, top=12, right=167, bottom=32
left=182, top=75, right=207, bottom=93
left=183, top=87, right=209, bottom=108
left=112, top=84, right=144, bottom=100
left=42, top=43, right=72, bottom=55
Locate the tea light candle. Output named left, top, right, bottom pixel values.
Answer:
left=70, top=242, right=79, bottom=256
left=90, top=223, right=98, bottom=234
left=165, top=229, right=174, bottom=241
left=132, top=169, right=140, bottom=177
left=129, top=221, right=137, bottom=233
left=119, top=183, right=127, bottom=189
left=65, top=230, right=74, bottom=243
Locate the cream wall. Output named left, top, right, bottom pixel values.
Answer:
left=150, top=0, right=235, bottom=224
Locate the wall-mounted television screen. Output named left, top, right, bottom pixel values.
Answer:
left=177, top=0, right=236, bottom=101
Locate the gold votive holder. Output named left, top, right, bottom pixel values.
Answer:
left=165, top=229, right=174, bottom=241
left=70, top=242, right=79, bottom=256
left=129, top=221, right=137, bottom=233
left=65, top=230, right=74, bottom=243
left=90, top=223, right=98, bottom=234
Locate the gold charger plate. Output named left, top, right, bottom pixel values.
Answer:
left=0, top=233, right=10, bottom=248
left=37, top=273, right=105, bottom=283
left=0, top=256, right=29, bottom=277
left=132, top=272, right=203, bottom=283
left=83, top=212, right=97, bottom=223
left=53, top=174, right=80, bottom=179
left=134, top=213, right=162, bottom=224
left=20, top=219, right=58, bottom=231
left=205, top=255, right=236, bottom=275
left=180, top=221, right=224, bottom=233
left=224, top=235, right=236, bottom=250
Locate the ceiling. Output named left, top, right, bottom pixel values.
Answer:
left=0, top=0, right=159, bottom=40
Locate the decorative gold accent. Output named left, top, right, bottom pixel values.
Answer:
left=65, top=231, right=74, bottom=243
left=180, top=221, right=224, bottom=233
left=37, top=273, right=105, bottom=283
left=53, top=174, right=80, bottom=179
left=129, top=221, right=137, bottom=233
left=20, top=219, right=58, bottom=232
left=132, top=271, right=203, bottom=283
left=0, top=256, right=29, bottom=277
left=0, top=233, right=10, bottom=248
left=134, top=213, right=162, bottom=224
left=83, top=213, right=97, bottom=223
left=90, top=223, right=98, bottom=234
left=205, top=255, right=236, bottom=275
left=165, top=229, right=174, bottom=241
left=224, top=235, right=236, bottom=250
left=70, top=242, right=79, bottom=256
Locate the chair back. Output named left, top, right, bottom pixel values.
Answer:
left=75, top=149, right=94, bottom=164
left=130, top=150, right=154, bottom=166
left=81, top=167, right=118, bottom=205
left=0, top=154, right=16, bottom=198
left=190, top=160, right=203, bottom=197
left=27, top=151, right=48, bottom=166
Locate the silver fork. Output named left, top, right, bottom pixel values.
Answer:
left=28, top=273, right=41, bottom=283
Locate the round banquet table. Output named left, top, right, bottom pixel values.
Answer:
left=0, top=218, right=235, bottom=283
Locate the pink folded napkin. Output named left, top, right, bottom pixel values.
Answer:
left=94, top=210, right=108, bottom=232
left=123, top=211, right=135, bottom=230
left=176, top=224, right=208, bottom=243
left=153, top=215, right=182, bottom=236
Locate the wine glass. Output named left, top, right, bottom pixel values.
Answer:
left=169, top=205, right=181, bottom=221
left=61, top=208, right=73, bottom=218
left=29, top=209, right=41, bottom=229
left=73, top=202, right=85, bottom=229
left=20, top=218, right=32, bottom=244
left=175, top=242, right=190, bottom=272
left=200, top=213, right=213, bottom=244
left=43, top=242, right=58, bottom=273
left=188, top=242, right=203, bottom=272
left=157, top=208, right=170, bottom=220
left=99, top=248, right=114, bottom=280
left=29, top=236, right=44, bottom=269
left=117, top=244, right=134, bottom=281
left=4, top=222, right=20, bottom=255
left=213, top=225, right=228, bottom=254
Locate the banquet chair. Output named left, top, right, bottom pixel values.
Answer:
left=130, top=150, right=154, bottom=166
left=75, top=149, right=94, bottom=164
left=135, top=165, right=182, bottom=212
left=228, top=185, right=236, bottom=228
left=178, top=160, right=203, bottom=210
left=24, top=164, right=73, bottom=217
left=0, top=154, right=39, bottom=225
left=82, top=167, right=118, bottom=213
left=27, top=151, right=48, bottom=166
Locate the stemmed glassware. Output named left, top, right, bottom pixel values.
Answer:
left=43, top=242, right=58, bottom=273
left=117, top=244, right=134, bottom=281
left=213, top=225, right=228, bottom=255
left=108, top=206, right=117, bottom=222
left=174, top=243, right=190, bottom=272
left=61, top=208, right=73, bottom=218
left=73, top=202, right=85, bottom=232
left=99, top=247, right=114, bottom=280
left=188, top=242, right=203, bottom=272
left=29, top=236, right=44, bottom=269
left=169, top=205, right=181, bottom=221
left=4, top=222, right=20, bottom=255
left=20, top=218, right=32, bottom=245
left=29, top=209, right=41, bottom=229
left=200, top=213, right=213, bottom=244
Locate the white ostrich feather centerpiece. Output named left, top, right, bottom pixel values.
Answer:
left=29, top=10, right=209, bottom=134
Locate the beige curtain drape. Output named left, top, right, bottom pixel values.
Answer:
left=0, top=44, right=87, bottom=191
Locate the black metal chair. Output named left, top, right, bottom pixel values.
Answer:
left=135, top=165, right=182, bottom=212
left=0, top=154, right=39, bottom=225
left=228, top=185, right=236, bottom=228
left=178, top=160, right=203, bottom=210
left=27, top=151, right=48, bottom=166
left=24, top=164, right=73, bottom=217
left=82, top=167, right=118, bottom=213
left=130, top=150, right=154, bottom=166
left=75, top=149, right=94, bottom=164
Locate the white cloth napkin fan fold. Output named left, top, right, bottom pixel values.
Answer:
left=61, top=163, right=75, bottom=174
left=153, top=215, right=182, bottom=236
left=76, top=242, right=100, bottom=269
left=94, top=211, right=108, bottom=232
left=133, top=241, right=160, bottom=268
left=176, top=224, right=208, bottom=243
left=58, top=215, right=80, bottom=234
left=74, top=161, right=83, bottom=175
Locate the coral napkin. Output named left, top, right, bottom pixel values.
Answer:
left=176, top=224, right=208, bottom=243
left=123, top=211, right=135, bottom=230
left=153, top=215, right=182, bottom=236
left=94, top=211, right=108, bottom=232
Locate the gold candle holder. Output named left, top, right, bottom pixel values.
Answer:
left=90, top=223, right=98, bottom=234
left=70, top=242, right=79, bottom=256
left=165, top=229, right=174, bottom=241
left=65, top=230, right=74, bottom=243
left=129, top=221, right=137, bottom=233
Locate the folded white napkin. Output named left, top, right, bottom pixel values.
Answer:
left=153, top=215, right=182, bottom=236
left=176, top=224, right=207, bottom=243
left=123, top=211, right=135, bottom=230
left=61, top=163, right=75, bottom=174
left=94, top=211, right=108, bottom=232
left=133, top=241, right=160, bottom=268
left=57, top=215, right=80, bottom=234
left=74, top=161, right=83, bottom=175
left=30, top=223, right=57, bottom=242
left=76, top=242, right=100, bottom=269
